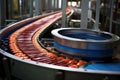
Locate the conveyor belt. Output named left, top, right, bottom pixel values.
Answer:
left=8, top=8, right=87, bottom=68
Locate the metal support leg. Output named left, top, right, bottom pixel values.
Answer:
left=53, top=0, right=56, bottom=11
left=48, top=0, right=52, bottom=12
left=29, top=0, right=33, bottom=17
left=46, top=0, right=49, bottom=13
left=9, top=0, right=14, bottom=19
left=54, top=0, right=57, bottom=10
left=51, top=0, right=54, bottom=11
left=0, top=0, right=2, bottom=29
left=39, top=0, right=42, bottom=15
left=80, top=0, right=90, bottom=29
left=0, top=0, right=6, bottom=29
left=61, top=0, right=67, bottom=27
left=109, top=0, right=114, bottom=32
left=94, top=0, right=100, bottom=30
left=35, top=0, right=42, bottom=16
left=3, top=57, right=11, bottom=80
left=54, top=0, right=55, bottom=10
left=35, top=0, right=39, bottom=16
left=57, top=0, right=59, bottom=10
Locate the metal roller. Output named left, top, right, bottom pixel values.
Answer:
left=51, top=28, right=120, bottom=62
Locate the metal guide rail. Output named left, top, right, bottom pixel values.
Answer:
left=8, top=8, right=84, bottom=67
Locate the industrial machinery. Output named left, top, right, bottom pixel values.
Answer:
left=51, top=28, right=119, bottom=62
left=0, top=7, right=120, bottom=80
left=0, top=0, right=120, bottom=79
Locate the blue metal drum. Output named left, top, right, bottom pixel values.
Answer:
left=51, top=28, right=120, bottom=62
